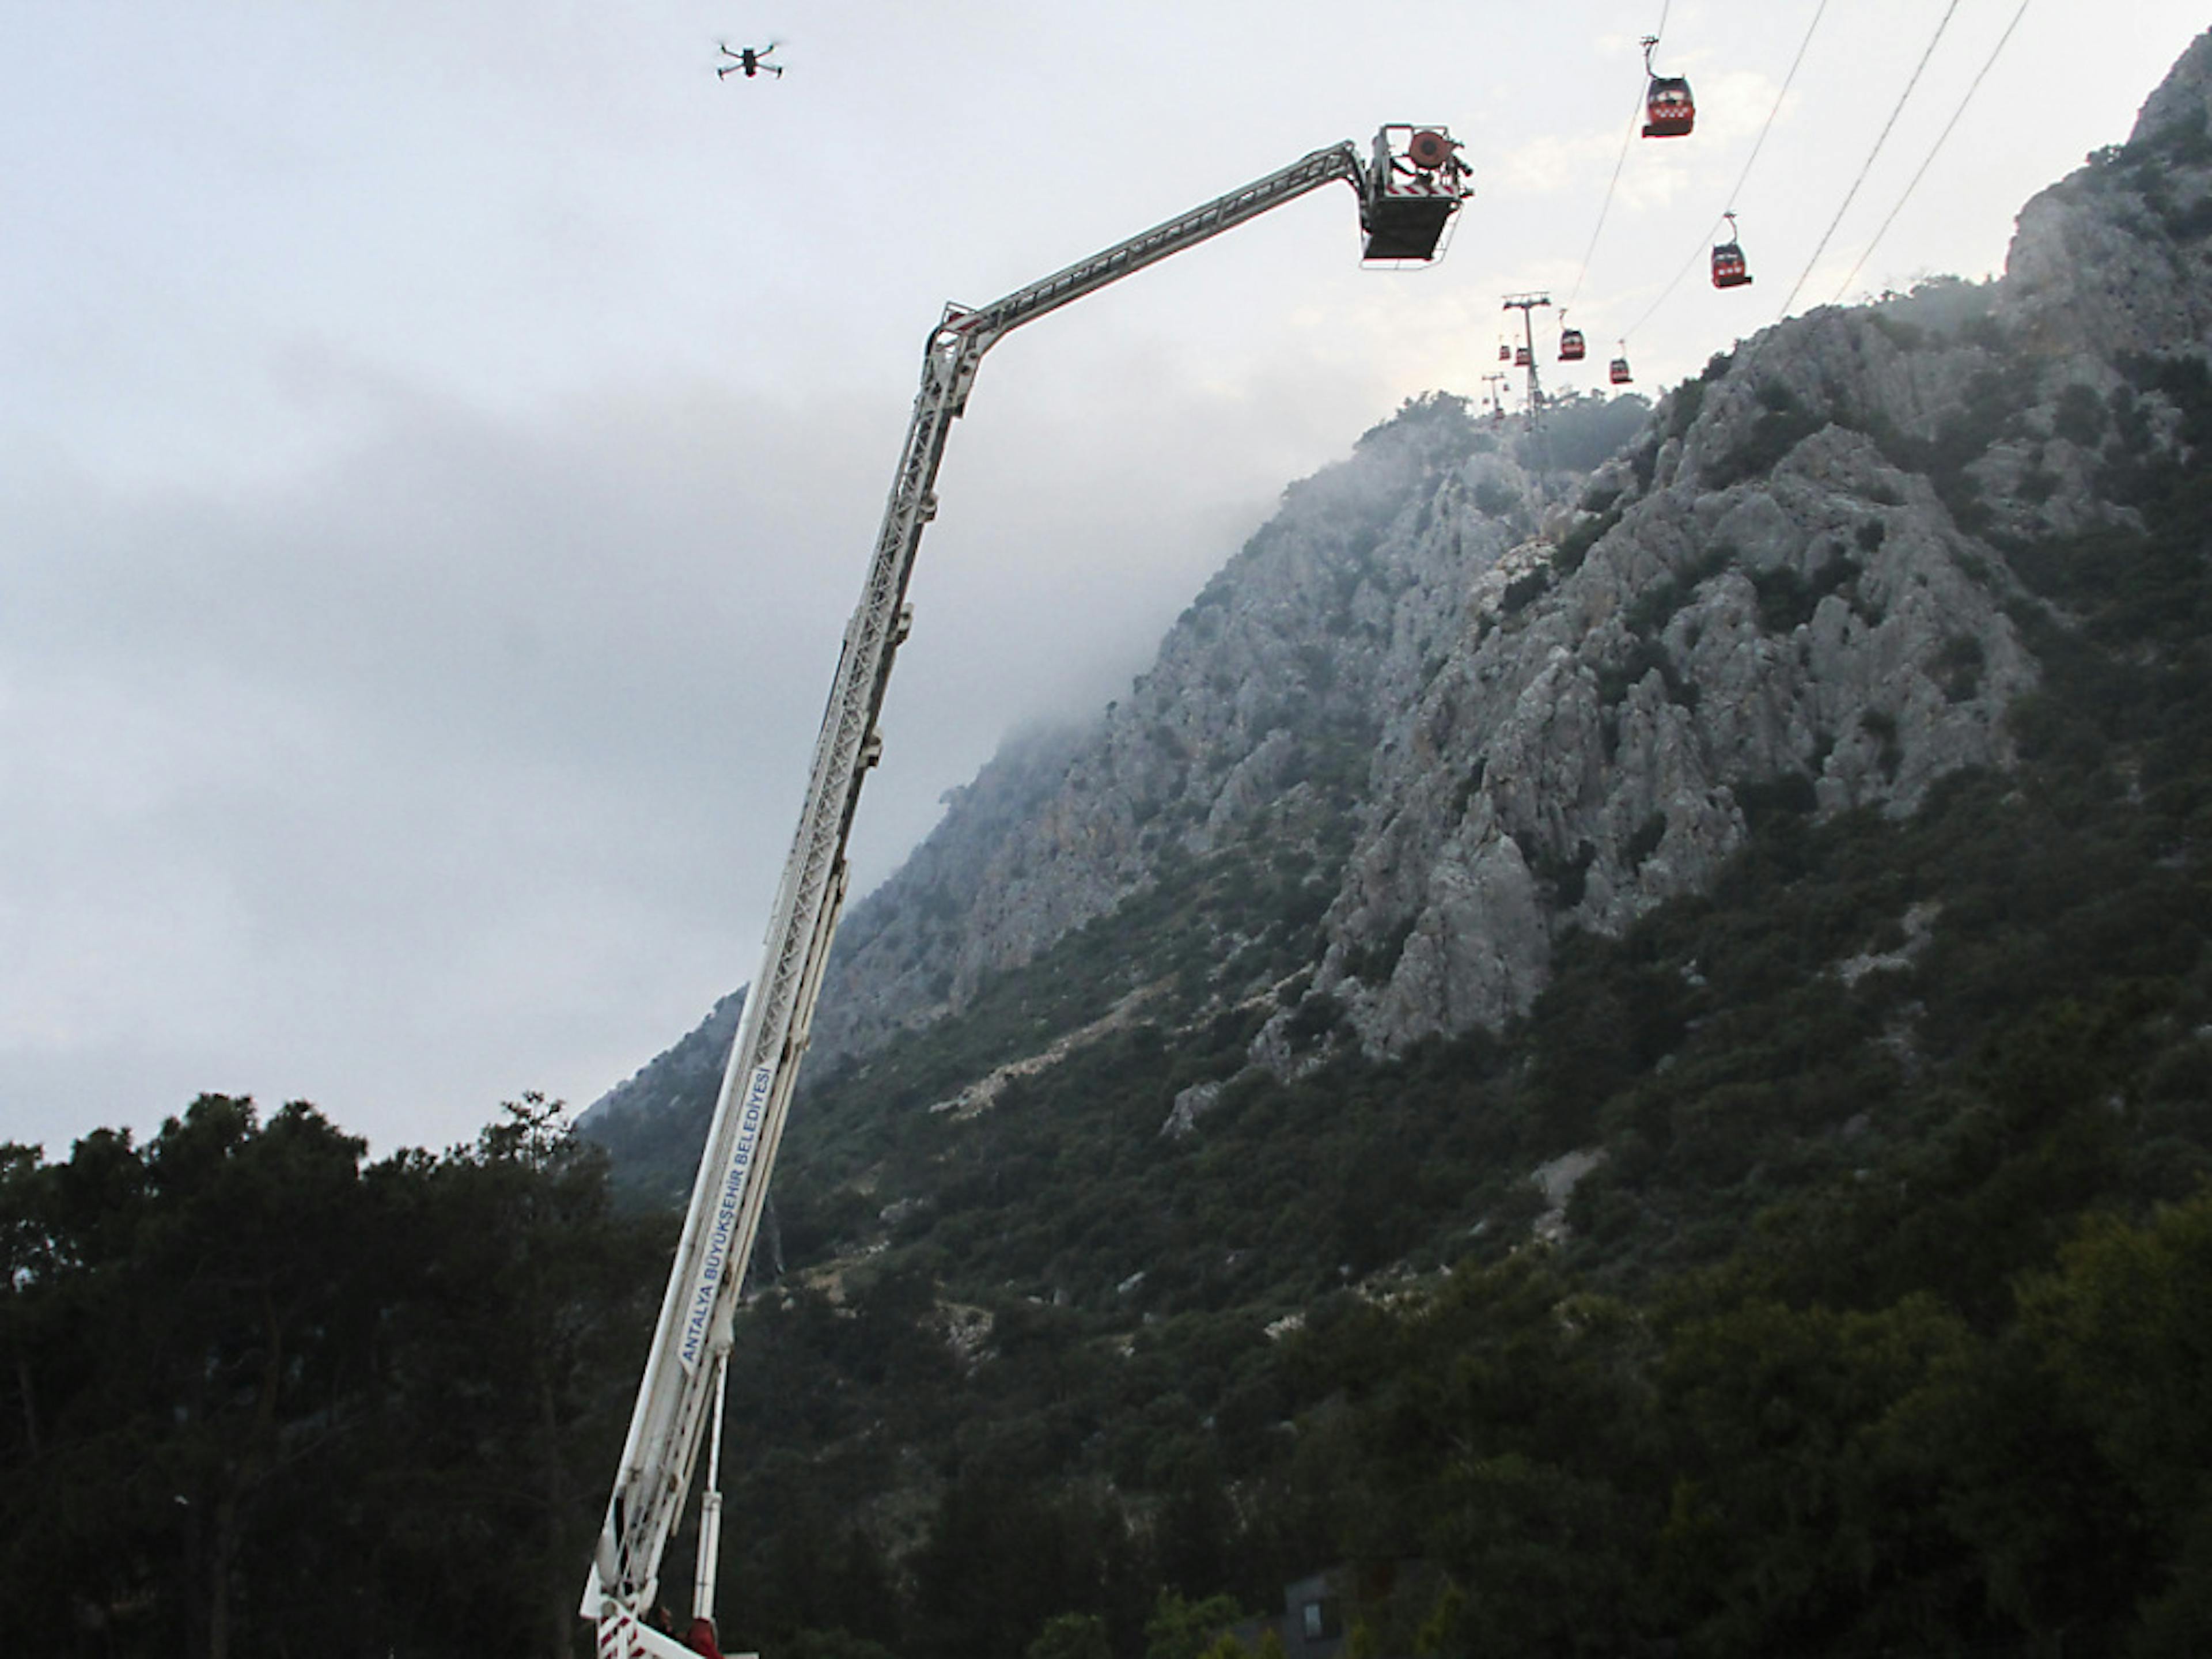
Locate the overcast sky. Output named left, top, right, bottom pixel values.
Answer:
left=4, top=2, right=2203, bottom=1159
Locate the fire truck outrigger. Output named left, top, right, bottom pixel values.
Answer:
left=584, top=125, right=1472, bottom=1659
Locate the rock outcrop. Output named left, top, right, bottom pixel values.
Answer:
left=2003, top=28, right=2212, bottom=361
left=1324, top=321, right=2052, bottom=1049
left=804, top=395, right=1572, bottom=1070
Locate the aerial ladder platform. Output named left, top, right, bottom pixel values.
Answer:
left=586, top=123, right=1472, bottom=1659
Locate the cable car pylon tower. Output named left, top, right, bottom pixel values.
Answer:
left=1502, top=292, right=1551, bottom=428
left=1481, top=370, right=1509, bottom=426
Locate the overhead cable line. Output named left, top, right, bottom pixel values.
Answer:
left=1622, top=0, right=1832, bottom=342
left=1829, top=0, right=2034, bottom=303
left=1777, top=0, right=1962, bottom=319
left=1566, top=0, right=1671, bottom=313
left=1566, top=71, right=1654, bottom=313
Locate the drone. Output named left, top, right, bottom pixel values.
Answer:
left=717, top=41, right=782, bottom=79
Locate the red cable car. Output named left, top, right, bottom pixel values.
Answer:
left=1514, top=344, right=1533, bottom=368
left=1498, top=340, right=1512, bottom=362
left=1641, top=36, right=1694, bottom=138
left=1645, top=77, right=1695, bottom=137
left=1559, top=324, right=1587, bottom=362
left=1609, top=344, right=1633, bottom=385
left=1712, top=211, right=1753, bottom=289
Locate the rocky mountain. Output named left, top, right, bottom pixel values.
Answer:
left=565, top=38, right=2212, bottom=1658
left=591, top=28, right=2212, bottom=1160
left=585, top=391, right=1635, bottom=1176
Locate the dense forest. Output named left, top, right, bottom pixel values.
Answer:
left=0, top=1097, right=669, bottom=1656
left=9, top=338, right=2212, bottom=1657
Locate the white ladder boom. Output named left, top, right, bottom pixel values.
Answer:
left=586, top=124, right=1470, bottom=1646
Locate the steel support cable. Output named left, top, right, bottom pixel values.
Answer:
left=1567, top=78, right=1656, bottom=315
left=1566, top=0, right=1671, bottom=315
left=1829, top=0, right=2033, bottom=303
left=1622, top=0, right=1833, bottom=341
left=1777, top=0, right=1962, bottom=319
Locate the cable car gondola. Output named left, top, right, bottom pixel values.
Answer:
left=1499, top=340, right=1512, bottom=362
left=1641, top=36, right=1694, bottom=138
left=1514, top=344, right=1533, bottom=368
left=1559, top=318, right=1586, bottom=362
left=1712, top=212, right=1753, bottom=289
left=1609, top=343, right=1633, bottom=385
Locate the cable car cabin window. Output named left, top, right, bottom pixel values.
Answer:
left=1514, top=346, right=1533, bottom=367
left=1644, top=77, right=1695, bottom=138
left=1559, top=329, right=1586, bottom=362
left=1711, top=242, right=1752, bottom=288
left=1609, top=358, right=1633, bottom=385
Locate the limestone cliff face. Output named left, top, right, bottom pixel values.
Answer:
left=596, top=29, right=2212, bottom=1121
left=805, top=722, right=1089, bottom=1062
left=1323, top=340, right=2046, bottom=1052
left=2003, top=28, right=2212, bottom=362
left=803, top=397, right=1564, bottom=1069
left=1313, top=70, right=2212, bottom=1051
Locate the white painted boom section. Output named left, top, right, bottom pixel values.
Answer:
left=588, top=126, right=1468, bottom=1647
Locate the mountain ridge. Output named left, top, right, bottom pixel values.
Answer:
left=567, top=40, right=2212, bottom=1654
left=588, top=28, right=2212, bottom=1191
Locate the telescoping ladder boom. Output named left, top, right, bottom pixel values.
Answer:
left=586, top=126, right=1471, bottom=1659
